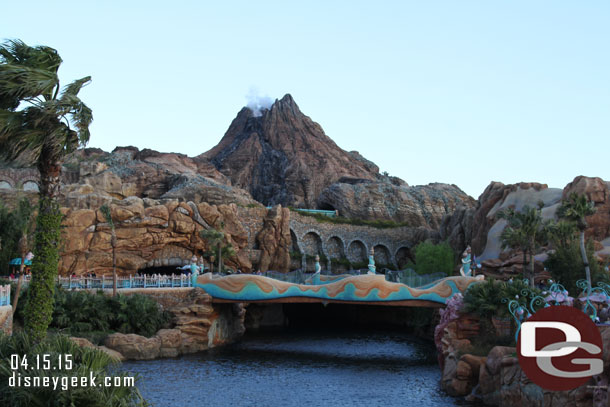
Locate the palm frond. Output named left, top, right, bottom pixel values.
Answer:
left=0, top=64, right=58, bottom=109
left=61, top=76, right=91, bottom=97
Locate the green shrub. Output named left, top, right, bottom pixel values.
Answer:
left=0, top=199, right=35, bottom=276
left=52, top=288, right=171, bottom=339
left=412, top=241, right=454, bottom=276
left=15, top=287, right=171, bottom=342
left=463, top=278, right=542, bottom=320
left=330, top=257, right=351, bottom=268
left=289, top=209, right=409, bottom=229
left=0, top=333, right=147, bottom=406
left=545, top=239, right=606, bottom=294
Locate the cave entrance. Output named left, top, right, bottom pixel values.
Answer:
left=138, top=265, right=186, bottom=276
left=244, top=303, right=437, bottom=333
left=317, top=202, right=336, bottom=211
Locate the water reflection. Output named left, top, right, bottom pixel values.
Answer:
left=124, top=329, right=478, bottom=407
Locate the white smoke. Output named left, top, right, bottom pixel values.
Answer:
left=246, top=87, right=274, bottom=117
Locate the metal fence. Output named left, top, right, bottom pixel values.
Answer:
left=6, top=274, right=193, bottom=290
left=4, top=269, right=446, bottom=292
left=0, top=284, right=10, bottom=306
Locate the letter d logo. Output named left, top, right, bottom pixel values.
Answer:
left=517, top=306, right=604, bottom=391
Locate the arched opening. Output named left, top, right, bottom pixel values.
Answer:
left=373, top=245, right=392, bottom=269
left=317, top=202, right=336, bottom=211
left=22, top=180, right=39, bottom=192
left=326, top=236, right=345, bottom=259
left=301, top=231, right=323, bottom=256
left=395, top=247, right=414, bottom=270
left=347, top=240, right=367, bottom=264
left=0, top=180, right=12, bottom=190
left=290, top=229, right=300, bottom=254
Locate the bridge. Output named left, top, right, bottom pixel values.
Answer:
left=194, top=273, right=484, bottom=307
left=9, top=271, right=484, bottom=308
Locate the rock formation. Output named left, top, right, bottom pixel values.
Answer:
left=59, top=197, right=254, bottom=275
left=563, top=175, right=610, bottom=241
left=318, top=180, right=475, bottom=228
left=103, top=288, right=246, bottom=360
left=201, top=94, right=380, bottom=208
left=440, top=176, right=610, bottom=273
left=255, top=205, right=291, bottom=272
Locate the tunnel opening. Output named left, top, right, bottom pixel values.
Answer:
left=244, top=303, right=439, bottom=337
left=138, top=265, right=187, bottom=275
left=317, top=202, right=336, bottom=211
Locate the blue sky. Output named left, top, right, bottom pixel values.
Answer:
left=3, top=1, right=609, bottom=198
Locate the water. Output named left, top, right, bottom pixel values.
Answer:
left=124, top=330, right=475, bottom=407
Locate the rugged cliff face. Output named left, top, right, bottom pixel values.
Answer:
left=440, top=176, right=610, bottom=266
left=317, top=179, right=476, bottom=228
left=200, top=94, right=380, bottom=208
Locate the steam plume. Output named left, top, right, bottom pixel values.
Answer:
left=246, top=87, right=274, bottom=117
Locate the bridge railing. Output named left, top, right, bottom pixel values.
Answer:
left=5, top=274, right=193, bottom=290
left=0, top=284, right=10, bottom=306
left=260, top=268, right=447, bottom=288
left=384, top=269, right=448, bottom=287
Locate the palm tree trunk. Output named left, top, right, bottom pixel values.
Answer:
left=218, top=244, right=221, bottom=274
left=522, top=249, right=527, bottom=282
left=580, top=231, right=592, bottom=289
left=12, top=257, right=25, bottom=311
left=529, top=247, right=536, bottom=288
left=26, top=150, right=63, bottom=341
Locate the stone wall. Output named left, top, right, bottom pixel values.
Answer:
left=0, top=168, right=40, bottom=192
left=0, top=306, right=12, bottom=335
left=236, top=206, right=267, bottom=248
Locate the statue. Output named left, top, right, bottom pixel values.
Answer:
left=367, top=248, right=376, bottom=275
left=460, top=246, right=472, bottom=277
left=312, top=254, right=321, bottom=284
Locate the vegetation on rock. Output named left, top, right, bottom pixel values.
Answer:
left=557, top=192, right=597, bottom=289
left=497, top=204, right=549, bottom=287
left=290, top=209, right=410, bottom=229
left=14, top=286, right=171, bottom=343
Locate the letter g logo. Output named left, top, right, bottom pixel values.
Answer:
left=517, top=306, right=604, bottom=391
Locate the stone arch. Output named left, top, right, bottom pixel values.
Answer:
left=373, top=244, right=392, bottom=267
left=301, top=231, right=323, bottom=256
left=395, top=246, right=414, bottom=270
left=290, top=229, right=301, bottom=254
left=0, top=180, right=13, bottom=190
left=347, top=240, right=367, bottom=263
left=22, top=180, right=39, bottom=192
left=325, top=236, right=345, bottom=259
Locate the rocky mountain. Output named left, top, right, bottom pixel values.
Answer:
left=200, top=94, right=477, bottom=227
left=200, top=94, right=380, bottom=208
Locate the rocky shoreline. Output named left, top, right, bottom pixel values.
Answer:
left=438, top=313, right=610, bottom=406
left=70, top=288, right=245, bottom=361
